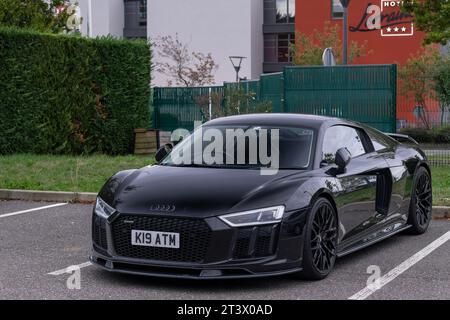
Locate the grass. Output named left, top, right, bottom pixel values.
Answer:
left=0, top=154, right=154, bottom=193
left=431, top=166, right=450, bottom=206
left=0, top=154, right=449, bottom=206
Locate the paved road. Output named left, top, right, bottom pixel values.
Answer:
left=0, top=199, right=449, bottom=300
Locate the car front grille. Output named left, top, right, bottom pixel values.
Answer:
left=111, top=215, right=212, bottom=263
left=233, top=224, right=279, bottom=259
left=92, top=215, right=108, bottom=251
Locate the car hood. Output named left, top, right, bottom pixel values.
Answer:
left=100, top=165, right=310, bottom=218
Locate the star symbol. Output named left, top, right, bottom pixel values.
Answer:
left=394, top=27, right=399, bottom=32
left=386, top=27, right=392, bottom=32
left=401, top=27, right=407, bottom=32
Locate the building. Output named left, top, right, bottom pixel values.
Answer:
left=294, top=0, right=442, bottom=126
left=73, top=0, right=295, bottom=85
left=296, top=0, right=425, bottom=65
left=147, top=0, right=264, bottom=86
left=73, top=1, right=446, bottom=126
left=76, top=0, right=124, bottom=38
left=148, top=0, right=298, bottom=85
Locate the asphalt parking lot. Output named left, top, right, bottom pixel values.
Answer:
left=0, top=199, right=449, bottom=300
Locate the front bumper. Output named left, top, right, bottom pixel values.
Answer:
left=91, top=209, right=308, bottom=279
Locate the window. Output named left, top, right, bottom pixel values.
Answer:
left=288, top=0, right=296, bottom=23
left=368, top=134, right=388, bottom=151
left=264, top=35, right=277, bottom=63
left=322, top=126, right=366, bottom=164
left=264, top=34, right=295, bottom=63
left=365, top=128, right=396, bottom=151
left=139, top=0, right=147, bottom=26
left=278, top=34, right=295, bottom=62
left=332, top=0, right=344, bottom=19
left=276, top=0, right=295, bottom=23
left=162, top=125, right=314, bottom=169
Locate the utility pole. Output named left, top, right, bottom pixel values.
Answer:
left=340, top=0, right=351, bottom=65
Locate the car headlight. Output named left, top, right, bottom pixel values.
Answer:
left=219, top=206, right=285, bottom=227
left=95, top=197, right=116, bottom=219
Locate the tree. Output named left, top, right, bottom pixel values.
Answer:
left=0, top=0, right=75, bottom=34
left=289, top=21, right=372, bottom=66
left=154, top=34, right=218, bottom=87
left=194, top=87, right=272, bottom=120
left=398, top=46, right=442, bottom=128
left=403, top=0, right=450, bottom=45
left=433, top=56, right=450, bottom=108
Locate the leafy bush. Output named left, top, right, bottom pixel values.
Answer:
left=433, top=57, right=450, bottom=108
left=0, top=27, right=151, bottom=155
left=0, top=0, right=71, bottom=34
left=400, top=126, right=450, bottom=144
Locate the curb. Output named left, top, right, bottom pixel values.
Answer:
left=0, top=189, right=449, bottom=218
left=0, top=189, right=97, bottom=203
left=432, top=206, right=450, bottom=219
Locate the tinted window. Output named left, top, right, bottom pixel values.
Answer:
left=322, top=126, right=365, bottom=163
left=365, top=128, right=397, bottom=151
left=367, top=132, right=388, bottom=151
left=162, top=125, right=314, bottom=169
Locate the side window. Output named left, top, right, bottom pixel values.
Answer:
left=322, top=126, right=366, bottom=164
left=365, top=128, right=395, bottom=151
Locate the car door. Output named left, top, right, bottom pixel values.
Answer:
left=364, top=128, right=410, bottom=218
left=321, top=125, right=390, bottom=245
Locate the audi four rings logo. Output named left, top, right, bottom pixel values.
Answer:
left=149, top=204, right=176, bottom=212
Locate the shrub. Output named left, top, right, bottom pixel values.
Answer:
left=433, top=57, right=450, bottom=108
left=0, top=27, right=151, bottom=155
left=400, top=126, right=450, bottom=144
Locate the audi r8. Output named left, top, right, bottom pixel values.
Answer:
left=91, top=114, right=432, bottom=280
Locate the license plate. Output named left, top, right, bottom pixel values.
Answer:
left=131, top=230, right=180, bottom=248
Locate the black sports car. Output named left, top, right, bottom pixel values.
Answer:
left=91, top=114, right=432, bottom=280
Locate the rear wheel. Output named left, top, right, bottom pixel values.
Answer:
left=407, top=167, right=432, bottom=234
left=297, top=198, right=338, bottom=280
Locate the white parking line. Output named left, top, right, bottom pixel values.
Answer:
left=0, top=203, right=68, bottom=219
left=48, top=261, right=92, bottom=276
left=349, top=231, right=450, bottom=300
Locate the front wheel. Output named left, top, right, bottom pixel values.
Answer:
left=297, top=197, right=338, bottom=280
left=407, top=166, right=432, bottom=235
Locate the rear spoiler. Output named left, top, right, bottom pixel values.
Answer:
left=385, top=133, right=419, bottom=145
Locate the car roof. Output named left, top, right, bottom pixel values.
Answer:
left=204, top=113, right=359, bottom=130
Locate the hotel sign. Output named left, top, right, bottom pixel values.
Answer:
left=350, top=1, right=414, bottom=37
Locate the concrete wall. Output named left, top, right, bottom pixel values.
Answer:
left=77, top=0, right=124, bottom=38
left=250, top=0, right=264, bottom=79
left=148, top=0, right=264, bottom=86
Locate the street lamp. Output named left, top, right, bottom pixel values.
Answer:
left=229, top=56, right=246, bottom=82
left=340, top=0, right=351, bottom=65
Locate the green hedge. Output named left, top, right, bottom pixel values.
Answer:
left=0, top=27, right=151, bottom=155
left=400, top=126, right=450, bottom=144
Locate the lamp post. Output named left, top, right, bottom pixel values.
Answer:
left=229, top=56, right=246, bottom=82
left=340, top=0, right=351, bottom=65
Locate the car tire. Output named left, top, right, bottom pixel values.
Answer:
left=297, top=197, right=338, bottom=280
left=407, top=166, right=432, bottom=235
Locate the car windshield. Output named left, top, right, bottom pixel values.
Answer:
left=160, top=125, right=315, bottom=169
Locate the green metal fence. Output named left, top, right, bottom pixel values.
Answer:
left=153, top=86, right=223, bottom=131
left=260, top=73, right=283, bottom=113
left=152, top=65, right=397, bottom=133
left=283, top=65, right=397, bottom=133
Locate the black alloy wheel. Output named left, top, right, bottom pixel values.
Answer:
left=408, top=166, right=432, bottom=234
left=298, top=197, right=338, bottom=280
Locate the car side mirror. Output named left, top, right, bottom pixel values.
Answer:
left=335, top=147, right=351, bottom=173
left=155, top=143, right=173, bottom=162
